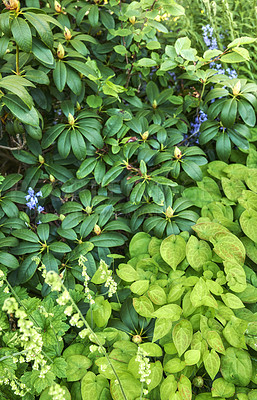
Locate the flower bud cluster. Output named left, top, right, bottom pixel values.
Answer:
left=79, top=255, right=95, bottom=304
left=32, top=256, right=47, bottom=278
left=135, top=347, right=151, bottom=385
left=2, top=297, right=49, bottom=395
left=45, top=271, right=63, bottom=291
left=0, top=268, right=6, bottom=287
left=56, top=289, right=70, bottom=305
left=9, top=377, right=26, bottom=397
left=99, top=260, right=117, bottom=298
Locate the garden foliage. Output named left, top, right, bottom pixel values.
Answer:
left=0, top=0, right=257, bottom=399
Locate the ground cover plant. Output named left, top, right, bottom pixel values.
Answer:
left=1, top=0, right=257, bottom=398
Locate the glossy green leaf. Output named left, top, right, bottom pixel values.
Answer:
left=3, top=94, right=39, bottom=127
left=11, top=17, right=32, bottom=52
left=53, top=61, right=67, bottom=92
left=25, top=12, right=53, bottom=48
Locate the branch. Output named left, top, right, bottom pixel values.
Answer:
left=0, top=143, right=25, bottom=151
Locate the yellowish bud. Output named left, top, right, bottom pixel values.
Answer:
left=3, top=0, right=19, bottom=10
left=132, top=334, right=142, bottom=344
left=68, top=113, right=75, bottom=125
left=54, top=0, right=62, bottom=12
left=129, top=16, right=136, bottom=24
left=174, top=146, right=182, bottom=160
left=49, top=174, right=55, bottom=183
left=165, top=206, right=174, bottom=218
left=57, top=43, right=65, bottom=59
left=232, top=80, right=241, bottom=96
left=152, top=100, right=158, bottom=109
left=64, top=26, right=72, bottom=40
left=85, top=206, right=92, bottom=214
left=94, top=224, right=101, bottom=235
left=59, top=214, right=65, bottom=221
left=38, top=155, right=45, bottom=164
left=193, top=376, right=204, bottom=388
left=141, top=131, right=149, bottom=141
left=76, top=101, right=81, bottom=111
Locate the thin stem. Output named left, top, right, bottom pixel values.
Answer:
left=0, top=350, right=27, bottom=362
left=65, top=286, right=128, bottom=400
left=50, top=322, right=61, bottom=356
left=199, top=80, right=206, bottom=105
left=90, top=302, right=93, bottom=329
left=16, top=44, right=20, bottom=75
left=140, top=382, right=144, bottom=400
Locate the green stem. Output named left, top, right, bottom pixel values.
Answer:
left=199, top=80, right=206, bottom=106
left=16, top=45, right=20, bottom=75
left=66, top=285, right=128, bottom=400
left=140, top=382, right=144, bottom=400
left=90, top=302, right=93, bottom=329
left=50, top=322, right=61, bottom=356
left=0, top=350, right=27, bottom=362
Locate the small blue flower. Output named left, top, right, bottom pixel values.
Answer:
left=226, top=67, right=237, bottom=79
left=26, top=199, right=37, bottom=210
left=202, top=25, right=218, bottom=50
left=190, top=111, right=208, bottom=136
left=27, top=187, right=35, bottom=197
left=25, top=188, right=44, bottom=214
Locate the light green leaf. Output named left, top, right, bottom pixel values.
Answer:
left=203, top=349, right=220, bottom=380
left=137, top=58, right=157, bottom=67
left=160, top=234, right=186, bottom=270
left=184, top=349, right=201, bottom=366
left=153, top=318, right=173, bottom=342
left=66, top=355, right=92, bottom=382
left=186, top=235, right=212, bottom=271
left=133, top=296, right=154, bottom=318
left=153, top=304, right=182, bottom=320
left=172, top=320, right=193, bottom=356
left=211, top=378, right=235, bottom=398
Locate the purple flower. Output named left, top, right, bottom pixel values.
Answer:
left=27, top=187, right=35, bottom=197
left=190, top=111, right=208, bottom=136
left=202, top=25, right=218, bottom=50
left=226, top=67, right=238, bottom=79
left=25, top=187, right=44, bottom=214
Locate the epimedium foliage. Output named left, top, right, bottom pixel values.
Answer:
left=0, top=0, right=257, bottom=398
left=2, top=162, right=257, bottom=399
